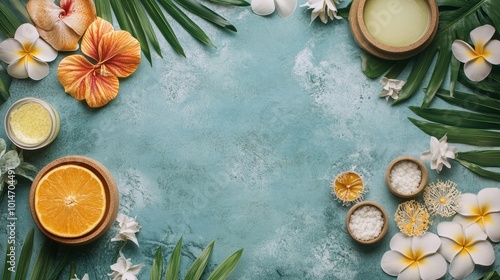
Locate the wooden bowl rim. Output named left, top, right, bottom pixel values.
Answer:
left=30, top=155, right=119, bottom=246
left=345, top=201, right=389, bottom=244
left=385, top=156, right=428, bottom=199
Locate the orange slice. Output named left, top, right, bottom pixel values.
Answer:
left=333, top=171, right=365, bottom=204
left=34, top=164, right=107, bottom=238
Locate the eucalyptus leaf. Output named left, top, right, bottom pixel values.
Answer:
left=14, top=229, right=34, bottom=280
left=184, top=240, right=214, bottom=280
left=0, top=138, right=6, bottom=159
left=409, top=106, right=500, bottom=129
left=206, top=249, right=243, bottom=280
left=455, top=158, right=500, bottom=181
left=150, top=247, right=163, bottom=280
left=0, top=150, right=20, bottom=173
left=166, top=237, right=182, bottom=280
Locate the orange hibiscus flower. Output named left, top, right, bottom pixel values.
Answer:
left=57, top=17, right=141, bottom=107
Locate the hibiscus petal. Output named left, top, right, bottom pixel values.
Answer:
left=6, top=57, right=29, bottom=79
left=251, top=0, right=275, bottom=16
left=457, top=193, right=480, bottom=216
left=0, top=39, right=24, bottom=64
left=417, top=253, right=447, bottom=280
left=389, top=232, right=413, bottom=258
left=14, top=23, right=39, bottom=50
left=98, top=31, right=141, bottom=78
left=470, top=24, right=495, bottom=51
left=380, top=251, right=411, bottom=276
left=467, top=240, right=495, bottom=266
left=31, top=38, right=58, bottom=62
left=449, top=251, right=475, bottom=280
left=437, top=221, right=463, bottom=241
left=58, top=55, right=95, bottom=100
left=477, top=188, right=500, bottom=214
left=84, top=69, right=119, bottom=107
left=37, top=20, right=82, bottom=51
left=484, top=40, right=500, bottom=65
left=81, top=17, right=114, bottom=62
left=464, top=56, right=492, bottom=82
left=26, top=0, right=63, bottom=31
left=411, top=232, right=441, bottom=258
left=59, top=0, right=96, bottom=36
left=275, top=0, right=297, bottom=18
left=452, top=40, right=478, bottom=63
left=26, top=56, right=50, bottom=80
left=439, top=237, right=461, bottom=262
left=484, top=212, right=500, bottom=242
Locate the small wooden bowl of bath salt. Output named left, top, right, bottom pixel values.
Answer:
left=385, top=156, right=428, bottom=199
left=346, top=201, right=388, bottom=245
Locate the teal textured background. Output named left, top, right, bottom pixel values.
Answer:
left=0, top=4, right=499, bottom=279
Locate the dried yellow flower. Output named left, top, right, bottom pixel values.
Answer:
left=394, top=200, right=431, bottom=237
left=423, top=180, right=461, bottom=217
left=332, top=171, right=365, bottom=206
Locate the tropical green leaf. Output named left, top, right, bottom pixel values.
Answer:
left=205, top=0, right=249, bottom=6
left=0, top=64, right=12, bottom=104
left=206, top=248, right=243, bottom=280
left=166, top=237, right=182, bottom=280
left=47, top=249, right=71, bottom=280
left=29, top=238, right=57, bottom=279
left=409, top=106, right=500, bottom=129
left=360, top=52, right=394, bottom=79
left=0, top=2, right=21, bottom=38
left=67, top=261, right=76, bottom=280
left=456, top=150, right=500, bottom=167
left=479, top=270, right=500, bottom=280
left=174, top=0, right=236, bottom=31
left=2, top=241, right=13, bottom=280
left=130, top=0, right=163, bottom=57
left=14, top=229, right=34, bottom=280
left=150, top=247, right=163, bottom=280
left=457, top=67, right=500, bottom=98
left=157, top=0, right=215, bottom=47
left=119, top=0, right=154, bottom=64
left=141, top=0, right=186, bottom=57
left=95, top=0, right=113, bottom=23
left=184, top=240, right=214, bottom=280
left=337, top=3, right=351, bottom=18
left=409, top=118, right=500, bottom=146
left=436, top=89, right=500, bottom=115
left=455, top=158, right=500, bottom=181
left=9, top=0, right=30, bottom=23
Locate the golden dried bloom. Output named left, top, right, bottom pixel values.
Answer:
left=394, top=200, right=431, bottom=237
left=423, top=180, right=461, bottom=217
left=332, top=171, right=365, bottom=206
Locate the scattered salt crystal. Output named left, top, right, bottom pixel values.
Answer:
left=348, top=205, right=384, bottom=241
left=390, top=160, right=421, bottom=195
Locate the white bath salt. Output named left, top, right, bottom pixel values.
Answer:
left=390, top=160, right=422, bottom=195
left=349, top=205, right=384, bottom=241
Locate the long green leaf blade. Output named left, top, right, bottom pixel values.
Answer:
left=141, top=0, right=186, bottom=57
left=29, top=238, right=57, bottom=280
left=174, top=0, right=236, bottom=31
left=0, top=62, right=12, bottom=104
left=14, top=229, right=34, bottom=280
left=157, top=0, right=214, bottom=46
left=150, top=247, right=163, bottom=280
left=166, top=237, right=183, bottom=280
left=422, top=38, right=452, bottom=107
left=47, top=249, right=71, bottom=280
left=9, top=0, right=30, bottom=23
left=360, top=52, right=394, bottom=79
left=130, top=0, right=163, bottom=57
left=456, top=150, right=500, bottom=167
left=479, top=270, right=500, bottom=280
left=2, top=241, right=13, bottom=280
left=0, top=2, right=21, bottom=38
left=455, top=158, right=500, bottom=181
left=121, top=0, right=154, bottom=64
left=204, top=0, right=249, bottom=6
left=206, top=249, right=243, bottom=280
left=436, top=89, right=500, bottom=115
left=184, top=241, right=214, bottom=280
left=67, top=261, right=76, bottom=280
left=95, top=0, right=113, bottom=23
left=409, top=118, right=500, bottom=146
left=409, top=106, right=500, bottom=129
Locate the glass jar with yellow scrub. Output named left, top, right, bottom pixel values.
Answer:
left=5, top=97, right=60, bottom=150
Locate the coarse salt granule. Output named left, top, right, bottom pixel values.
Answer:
left=390, top=160, right=422, bottom=195
left=348, top=205, right=384, bottom=241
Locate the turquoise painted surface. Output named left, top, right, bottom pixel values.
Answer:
left=0, top=4, right=499, bottom=279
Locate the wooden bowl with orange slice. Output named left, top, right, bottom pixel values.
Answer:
left=29, top=156, right=119, bottom=245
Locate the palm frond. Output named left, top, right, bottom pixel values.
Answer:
left=0, top=64, right=12, bottom=103
left=0, top=2, right=22, bottom=38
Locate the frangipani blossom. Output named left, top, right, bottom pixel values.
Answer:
left=0, top=23, right=57, bottom=80
left=301, top=0, right=341, bottom=24
left=27, top=0, right=96, bottom=51
left=421, top=135, right=456, bottom=172
left=251, top=0, right=297, bottom=18
left=452, top=187, right=500, bottom=242
left=108, top=252, right=144, bottom=280
left=381, top=232, right=447, bottom=280
left=111, top=213, right=141, bottom=247
left=379, top=77, right=405, bottom=101
left=451, top=24, right=500, bottom=82
left=71, top=274, right=89, bottom=280
left=57, top=17, right=141, bottom=107
left=438, top=222, right=495, bottom=279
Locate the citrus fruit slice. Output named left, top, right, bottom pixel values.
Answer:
left=34, top=164, right=107, bottom=238
left=333, top=171, right=364, bottom=204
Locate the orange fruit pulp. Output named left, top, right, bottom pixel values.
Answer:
left=34, top=164, right=107, bottom=238
left=333, top=171, right=364, bottom=203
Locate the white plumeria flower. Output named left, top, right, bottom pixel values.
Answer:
left=452, top=24, right=500, bottom=82
left=379, top=77, right=405, bottom=101
left=111, top=214, right=141, bottom=247
left=251, top=0, right=297, bottom=17
left=438, top=222, right=495, bottom=279
left=381, top=232, right=447, bottom=280
left=421, top=135, right=456, bottom=172
left=301, top=0, right=341, bottom=24
left=108, top=252, right=144, bottom=280
left=0, top=23, right=57, bottom=80
left=71, top=274, right=89, bottom=280
left=452, top=187, right=500, bottom=242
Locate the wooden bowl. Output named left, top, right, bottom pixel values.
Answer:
left=30, top=156, right=119, bottom=245
left=385, top=156, right=428, bottom=199
left=349, top=0, right=438, bottom=60
left=346, top=201, right=388, bottom=244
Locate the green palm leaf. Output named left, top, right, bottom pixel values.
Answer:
left=165, top=237, right=182, bottom=280
left=184, top=241, right=214, bottom=280
left=174, top=0, right=237, bottom=31
left=409, top=106, right=500, bottom=129
left=205, top=0, right=249, bottom=6
left=0, top=1, right=21, bottom=38
left=456, top=150, right=500, bottom=167
left=150, top=247, right=163, bottom=280
left=455, top=158, right=500, bottom=181
left=207, top=248, right=243, bottom=280
left=0, top=64, right=12, bottom=103
left=95, top=0, right=113, bottom=22
left=436, top=89, right=500, bottom=115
